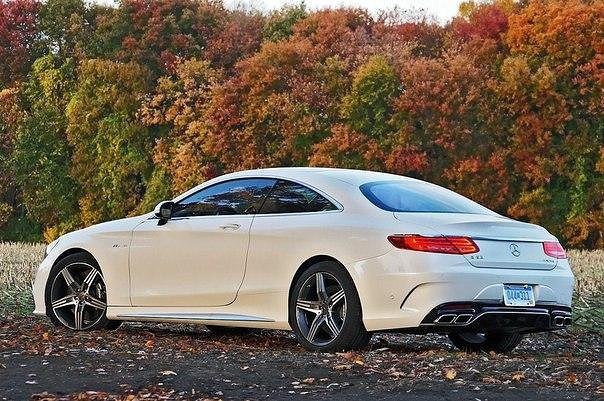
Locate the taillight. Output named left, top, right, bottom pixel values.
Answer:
left=543, top=241, right=566, bottom=259
left=388, top=235, right=479, bottom=254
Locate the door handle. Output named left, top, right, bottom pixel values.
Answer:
left=219, top=223, right=240, bottom=230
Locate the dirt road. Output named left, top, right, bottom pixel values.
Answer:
left=1, top=316, right=601, bottom=400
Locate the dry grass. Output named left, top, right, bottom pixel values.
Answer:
left=568, top=249, right=604, bottom=298
left=0, top=242, right=602, bottom=329
left=0, top=242, right=45, bottom=291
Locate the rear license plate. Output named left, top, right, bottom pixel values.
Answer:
left=503, top=284, right=535, bottom=307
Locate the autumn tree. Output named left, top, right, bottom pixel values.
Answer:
left=93, top=0, right=225, bottom=75
left=12, top=55, right=80, bottom=240
left=0, top=0, right=41, bottom=86
left=139, top=58, right=222, bottom=198
left=66, top=59, right=151, bottom=225
left=503, top=0, right=603, bottom=247
left=204, top=10, right=264, bottom=71
left=0, top=88, right=23, bottom=231
left=312, top=55, right=400, bottom=170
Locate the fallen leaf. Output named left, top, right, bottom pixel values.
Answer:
left=444, top=368, right=457, bottom=380
left=159, top=370, right=177, bottom=376
left=145, top=340, right=155, bottom=348
left=565, top=372, right=578, bottom=383
left=42, top=332, right=49, bottom=341
left=334, top=364, right=352, bottom=371
left=511, top=372, right=525, bottom=382
left=302, top=377, right=315, bottom=384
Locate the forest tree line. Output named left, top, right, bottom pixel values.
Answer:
left=0, top=0, right=602, bottom=248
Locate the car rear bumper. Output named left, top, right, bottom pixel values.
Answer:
left=417, top=302, right=572, bottom=333
left=348, top=250, right=575, bottom=331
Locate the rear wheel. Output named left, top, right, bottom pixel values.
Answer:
left=448, top=331, right=523, bottom=353
left=45, top=252, right=121, bottom=331
left=290, top=261, right=371, bottom=352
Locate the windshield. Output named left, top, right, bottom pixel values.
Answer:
left=360, top=180, right=495, bottom=215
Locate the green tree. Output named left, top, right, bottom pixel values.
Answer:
left=341, top=55, right=400, bottom=139
left=12, top=55, right=80, bottom=240
left=262, top=2, right=307, bottom=42
left=66, top=59, right=151, bottom=225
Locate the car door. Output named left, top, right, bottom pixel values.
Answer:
left=244, top=180, right=342, bottom=299
left=129, top=178, right=276, bottom=307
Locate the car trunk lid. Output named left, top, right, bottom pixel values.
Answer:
left=393, top=212, right=558, bottom=270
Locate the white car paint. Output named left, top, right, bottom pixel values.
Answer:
left=33, top=168, right=575, bottom=332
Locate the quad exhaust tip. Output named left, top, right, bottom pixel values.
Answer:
left=434, top=313, right=474, bottom=325
left=553, top=316, right=572, bottom=327
left=454, top=314, right=473, bottom=324
left=434, top=312, right=572, bottom=327
left=434, top=314, right=457, bottom=324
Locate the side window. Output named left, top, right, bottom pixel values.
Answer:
left=259, top=180, right=338, bottom=214
left=173, top=178, right=276, bottom=218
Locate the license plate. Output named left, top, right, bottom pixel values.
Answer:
left=503, top=284, right=535, bottom=307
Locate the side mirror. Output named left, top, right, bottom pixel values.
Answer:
left=154, top=201, right=174, bottom=225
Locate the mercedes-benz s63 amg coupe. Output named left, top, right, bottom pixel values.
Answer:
left=33, top=168, right=574, bottom=352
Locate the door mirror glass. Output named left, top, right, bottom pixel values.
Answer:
left=154, top=201, right=174, bottom=220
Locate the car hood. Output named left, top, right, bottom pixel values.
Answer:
left=62, top=213, right=153, bottom=240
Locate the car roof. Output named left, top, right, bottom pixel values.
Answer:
left=226, top=167, right=416, bottom=187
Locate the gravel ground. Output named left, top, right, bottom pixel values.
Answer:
left=0, top=315, right=602, bottom=400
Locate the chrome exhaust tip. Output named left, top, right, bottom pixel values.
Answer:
left=453, top=314, right=473, bottom=324
left=434, top=314, right=457, bottom=324
left=553, top=316, right=564, bottom=327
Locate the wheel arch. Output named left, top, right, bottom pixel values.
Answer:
left=45, top=248, right=101, bottom=307
left=52, top=248, right=99, bottom=269
left=287, top=255, right=360, bottom=324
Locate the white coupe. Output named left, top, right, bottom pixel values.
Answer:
left=33, top=168, right=574, bottom=352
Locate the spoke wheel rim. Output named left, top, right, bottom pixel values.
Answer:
left=296, top=272, right=347, bottom=347
left=50, top=262, right=107, bottom=330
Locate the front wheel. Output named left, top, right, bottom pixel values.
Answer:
left=289, top=261, right=371, bottom=352
left=45, top=252, right=121, bottom=331
left=448, top=331, right=523, bottom=353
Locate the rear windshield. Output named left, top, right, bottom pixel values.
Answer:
left=360, top=180, right=494, bottom=215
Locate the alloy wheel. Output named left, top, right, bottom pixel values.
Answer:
left=295, top=272, right=347, bottom=346
left=50, top=263, right=107, bottom=330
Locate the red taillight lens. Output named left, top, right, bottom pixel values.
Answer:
left=388, top=235, right=479, bottom=254
left=543, top=241, right=566, bottom=259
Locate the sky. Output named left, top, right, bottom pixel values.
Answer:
left=95, top=1, right=466, bottom=23
left=226, top=0, right=465, bottom=22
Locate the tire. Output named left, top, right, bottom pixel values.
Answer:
left=45, top=252, right=121, bottom=331
left=289, top=261, right=371, bottom=352
left=448, top=331, right=523, bottom=353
